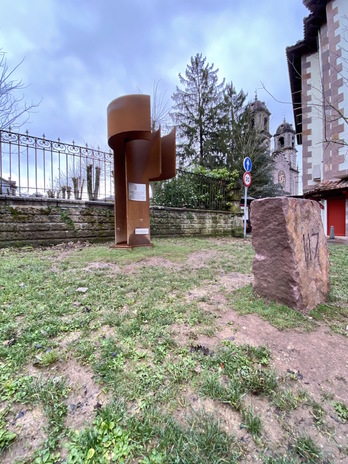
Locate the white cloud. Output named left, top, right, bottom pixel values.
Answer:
left=0, top=0, right=309, bottom=147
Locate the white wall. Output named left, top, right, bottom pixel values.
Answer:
left=307, top=51, right=323, bottom=187
left=321, top=199, right=327, bottom=236
left=334, top=0, right=348, bottom=173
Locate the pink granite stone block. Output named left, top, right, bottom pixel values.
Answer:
left=251, top=197, right=329, bottom=313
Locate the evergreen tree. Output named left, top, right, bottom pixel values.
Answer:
left=170, top=53, right=225, bottom=169
left=220, top=82, right=246, bottom=169
left=221, top=82, right=282, bottom=198
left=171, top=57, right=282, bottom=198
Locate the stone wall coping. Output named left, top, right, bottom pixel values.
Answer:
left=0, top=195, right=114, bottom=209
left=0, top=196, right=241, bottom=216
left=150, top=205, right=243, bottom=216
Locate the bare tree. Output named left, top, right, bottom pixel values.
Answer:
left=138, top=80, right=171, bottom=133
left=0, top=49, right=40, bottom=130
left=87, top=164, right=101, bottom=200
left=150, top=80, right=171, bottom=132
left=51, top=144, right=109, bottom=200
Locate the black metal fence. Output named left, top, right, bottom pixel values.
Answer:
left=0, top=129, right=236, bottom=210
left=150, top=169, right=236, bottom=211
left=0, top=129, right=113, bottom=201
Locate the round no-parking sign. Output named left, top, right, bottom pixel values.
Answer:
left=243, top=172, right=252, bottom=187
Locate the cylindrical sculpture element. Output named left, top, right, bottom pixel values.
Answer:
left=107, top=94, right=176, bottom=248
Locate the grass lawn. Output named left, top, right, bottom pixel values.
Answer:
left=0, top=237, right=347, bottom=463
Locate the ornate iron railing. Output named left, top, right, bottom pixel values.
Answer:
left=0, top=129, right=113, bottom=201
left=0, top=129, right=236, bottom=210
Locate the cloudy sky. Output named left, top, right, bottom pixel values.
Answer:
left=1, top=0, right=308, bottom=152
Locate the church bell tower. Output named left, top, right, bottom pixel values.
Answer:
left=273, top=119, right=299, bottom=195
left=248, top=94, right=271, bottom=155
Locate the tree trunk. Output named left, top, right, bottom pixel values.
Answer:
left=87, top=165, right=101, bottom=200
left=72, top=177, right=84, bottom=200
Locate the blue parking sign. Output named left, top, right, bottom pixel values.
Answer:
left=243, top=157, right=252, bottom=172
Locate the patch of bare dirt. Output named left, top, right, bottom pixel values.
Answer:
left=175, top=273, right=253, bottom=346
left=244, top=395, right=288, bottom=454
left=210, top=237, right=249, bottom=245
left=55, top=325, right=117, bottom=353
left=183, top=250, right=220, bottom=269
left=284, top=403, right=348, bottom=462
left=187, top=281, right=226, bottom=302
left=17, top=358, right=108, bottom=461
left=18, top=355, right=109, bottom=458
left=109, top=249, right=222, bottom=275
left=145, top=257, right=177, bottom=268
left=171, top=323, right=199, bottom=345
left=47, top=241, right=91, bottom=263
left=57, top=330, right=82, bottom=350
left=83, top=262, right=121, bottom=273
left=122, top=256, right=179, bottom=274
left=219, top=272, right=253, bottom=291
left=2, top=406, right=47, bottom=464
left=176, top=389, right=287, bottom=462
left=175, top=387, right=242, bottom=436
left=64, top=358, right=108, bottom=431
left=185, top=272, right=252, bottom=311
left=23, top=356, right=105, bottom=416
left=121, top=262, right=139, bottom=274
left=91, top=325, right=117, bottom=341
left=186, top=287, right=212, bottom=302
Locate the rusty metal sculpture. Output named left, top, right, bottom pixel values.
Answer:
left=107, top=94, right=176, bottom=248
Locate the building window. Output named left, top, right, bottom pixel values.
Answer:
left=264, top=117, right=268, bottom=130
left=279, top=137, right=284, bottom=148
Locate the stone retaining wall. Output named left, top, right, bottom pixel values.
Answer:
left=150, top=206, right=243, bottom=237
left=0, top=196, right=243, bottom=247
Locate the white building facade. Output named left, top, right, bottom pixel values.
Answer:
left=287, top=0, right=348, bottom=236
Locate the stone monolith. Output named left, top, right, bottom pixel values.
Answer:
left=251, top=197, right=329, bottom=313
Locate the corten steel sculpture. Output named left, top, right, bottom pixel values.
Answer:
left=107, top=94, right=176, bottom=248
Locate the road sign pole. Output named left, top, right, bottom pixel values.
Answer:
left=242, top=157, right=252, bottom=238
left=244, top=186, right=247, bottom=239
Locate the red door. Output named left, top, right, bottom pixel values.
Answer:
left=327, top=198, right=346, bottom=236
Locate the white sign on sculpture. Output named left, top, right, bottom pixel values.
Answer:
left=128, top=183, right=146, bottom=202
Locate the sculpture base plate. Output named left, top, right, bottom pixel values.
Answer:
left=110, top=242, right=154, bottom=250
